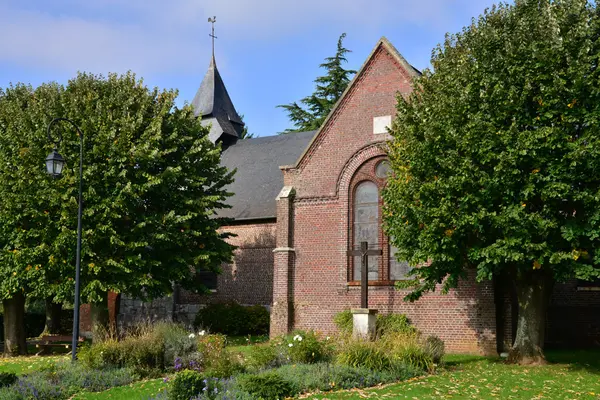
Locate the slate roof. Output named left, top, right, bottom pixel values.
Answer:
left=191, top=57, right=244, bottom=143
left=218, top=130, right=317, bottom=220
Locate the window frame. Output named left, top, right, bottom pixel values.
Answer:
left=347, top=157, right=409, bottom=286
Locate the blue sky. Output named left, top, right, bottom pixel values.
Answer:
left=0, top=0, right=501, bottom=137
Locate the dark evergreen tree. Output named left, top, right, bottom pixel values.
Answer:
left=239, top=114, right=254, bottom=139
left=278, top=33, right=356, bottom=133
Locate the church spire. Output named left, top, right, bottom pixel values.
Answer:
left=191, top=16, right=244, bottom=145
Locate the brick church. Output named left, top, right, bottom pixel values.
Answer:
left=116, top=37, right=600, bottom=354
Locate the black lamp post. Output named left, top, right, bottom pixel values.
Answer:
left=45, top=117, right=84, bottom=362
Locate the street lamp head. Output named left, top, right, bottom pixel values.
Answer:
left=45, top=148, right=65, bottom=178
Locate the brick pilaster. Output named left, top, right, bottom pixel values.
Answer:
left=270, top=186, right=295, bottom=337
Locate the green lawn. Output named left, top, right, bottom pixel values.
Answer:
left=71, top=378, right=168, bottom=400
left=2, top=349, right=600, bottom=399
left=0, top=354, right=67, bottom=374
left=306, top=351, right=600, bottom=399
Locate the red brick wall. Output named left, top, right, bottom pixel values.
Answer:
left=180, top=221, right=276, bottom=306
left=274, top=41, right=499, bottom=354
left=79, top=291, right=119, bottom=334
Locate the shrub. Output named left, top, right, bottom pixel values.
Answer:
left=79, top=322, right=198, bottom=375
left=382, top=332, right=435, bottom=373
left=0, top=373, right=16, bottom=389
left=333, top=309, right=353, bottom=334
left=194, top=333, right=243, bottom=377
left=237, top=372, right=295, bottom=400
left=286, top=330, right=333, bottom=364
left=188, top=378, right=254, bottom=400
left=273, top=363, right=419, bottom=393
left=204, top=350, right=244, bottom=378
left=245, top=343, right=281, bottom=370
left=337, top=339, right=395, bottom=372
left=0, top=387, right=21, bottom=400
left=194, top=302, right=269, bottom=336
left=376, top=313, right=415, bottom=336
left=334, top=310, right=416, bottom=338
left=169, top=370, right=206, bottom=400
left=423, top=335, right=445, bottom=364
left=244, top=305, right=270, bottom=334
left=55, top=364, right=137, bottom=392
left=156, top=323, right=197, bottom=366
left=10, top=374, right=66, bottom=400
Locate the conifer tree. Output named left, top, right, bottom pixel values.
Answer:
left=279, top=33, right=356, bottom=133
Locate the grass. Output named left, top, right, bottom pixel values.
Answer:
left=306, top=350, right=600, bottom=399
left=2, top=346, right=599, bottom=399
left=0, top=354, right=67, bottom=374
left=226, top=334, right=269, bottom=346
left=71, top=378, right=168, bottom=400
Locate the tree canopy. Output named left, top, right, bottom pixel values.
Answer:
left=383, top=0, right=600, bottom=364
left=278, top=33, right=356, bottom=133
left=0, top=72, right=235, bottom=353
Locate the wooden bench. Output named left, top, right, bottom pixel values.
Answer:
left=35, top=335, right=84, bottom=355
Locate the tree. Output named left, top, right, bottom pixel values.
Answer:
left=0, top=72, right=235, bottom=352
left=383, top=0, right=600, bottom=365
left=239, top=114, right=254, bottom=139
left=278, top=33, right=356, bottom=132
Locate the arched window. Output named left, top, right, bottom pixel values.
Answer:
left=350, top=158, right=410, bottom=283
left=353, top=181, right=380, bottom=280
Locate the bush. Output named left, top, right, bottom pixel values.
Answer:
left=381, top=332, right=435, bottom=373
left=376, top=313, right=415, bottom=336
left=53, top=364, right=137, bottom=392
left=337, top=340, right=396, bottom=372
left=273, top=363, right=419, bottom=393
left=237, top=372, right=295, bottom=400
left=423, top=335, right=445, bottom=364
left=79, top=322, right=198, bottom=376
left=245, top=343, right=281, bottom=370
left=0, top=373, right=17, bottom=389
left=194, top=302, right=269, bottom=336
left=245, top=305, right=270, bottom=335
left=169, top=370, right=206, bottom=400
left=203, top=350, right=244, bottom=378
left=286, top=330, right=333, bottom=364
left=334, top=310, right=416, bottom=338
left=156, top=323, right=197, bottom=367
left=333, top=310, right=353, bottom=335
left=190, top=333, right=243, bottom=378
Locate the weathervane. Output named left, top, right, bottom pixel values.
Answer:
left=208, top=16, right=217, bottom=60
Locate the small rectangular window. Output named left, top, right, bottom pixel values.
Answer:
left=196, top=270, right=218, bottom=291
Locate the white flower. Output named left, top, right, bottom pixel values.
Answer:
left=199, top=330, right=206, bottom=336
left=288, top=343, right=293, bottom=347
left=189, top=333, right=196, bottom=338
left=297, top=336, right=303, bottom=342
left=326, top=336, right=330, bottom=341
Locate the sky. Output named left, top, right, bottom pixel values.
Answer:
left=0, top=0, right=501, bottom=137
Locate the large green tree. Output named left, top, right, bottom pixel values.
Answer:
left=383, top=0, right=600, bottom=364
left=278, top=33, right=356, bottom=132
left=0, top=73, right=235, bottom=354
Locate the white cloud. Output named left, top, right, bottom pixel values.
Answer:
left=0, top=0, right=486, bottom=75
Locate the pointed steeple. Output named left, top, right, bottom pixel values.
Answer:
left=191, top=53, right=244, bottom=145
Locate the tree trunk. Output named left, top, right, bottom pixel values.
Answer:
left=2, top=292, right=27, bottom=356
left=508, top=271, right=553, bottom=365
left=43, top=298, right=63, bottom=335
left=90, top=291, right=110, bottom=342
left=110, top=293, right=121, bottom=337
